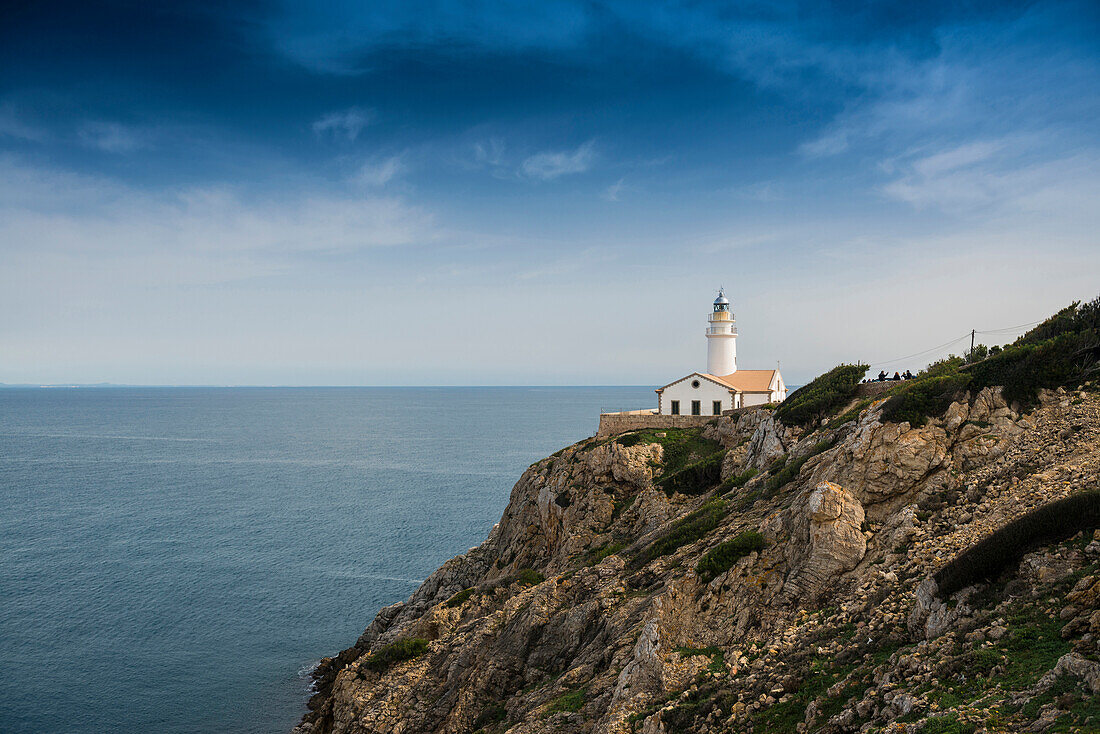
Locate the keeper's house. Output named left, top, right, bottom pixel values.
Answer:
left=597, top=290, right=786, bottom=437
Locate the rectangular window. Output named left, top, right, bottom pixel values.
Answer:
left=713, top=400, right=722, bottom=415
left=691, top=400, right=701, bottom=416
left=670, top=400, right=680, bottom=415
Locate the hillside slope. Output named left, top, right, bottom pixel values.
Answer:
left=295, top=377, right=1099, bottom=734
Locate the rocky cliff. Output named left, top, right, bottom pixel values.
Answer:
left=295, top=384, right=1100, bottom=734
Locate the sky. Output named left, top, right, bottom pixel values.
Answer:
left=1, top=0, right=1098, bottom=386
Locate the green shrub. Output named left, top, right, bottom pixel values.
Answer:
left=920, top=713, right=977, bottom=734
left=775, top=363, right=868, bottom=428
left=1016, top=297, right=1100, bottom=346
left=585, top=541, right=625, bottom=565
left=362, top=638, right=429, bottom=673
left=881, top=370, right=972, bottom=427
left=515, top=568, right=545, bottom=587
left=657, top=450, right=726, bottom=496
left=474, top=703, right=507, bottom=728
left=696, top=531, right=766, bottom=581
left=632, top=500, right=728, bottom=569
left=721, top=467, right=758, bottom=490
left=444, top=588, right=474, bottom=608
left=617, top=428, right=723, bottom=478
left=966, top=330, right=1098, bottom=406
left=546, top=688, right=586, bottom=714
left=764, top=438, right=835, bottom=494
left=934, top=491, right=1100, bottom=598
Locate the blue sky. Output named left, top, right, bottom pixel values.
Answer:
left=1, top=1, right=1098, bottom=385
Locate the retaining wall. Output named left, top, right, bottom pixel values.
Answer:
left=596, top=406, right=754, bottom=438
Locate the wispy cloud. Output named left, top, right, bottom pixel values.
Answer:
left=0, top=102, right=49, bottom=143
left=78, top=121, right=149, bottom=153
left=603, top=177, right=625, bottom=201
left=0, top=157, right=437, bottom=281
left=521, top=141, right=595, bottom=180
left=882, top=141, right=1100, bottom=218
left=312, top=107, right=374, bottom=141
left=351, top=154, right=406, bottom=187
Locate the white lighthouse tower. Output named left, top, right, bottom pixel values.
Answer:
left=706, top=288, right=737, bottom=376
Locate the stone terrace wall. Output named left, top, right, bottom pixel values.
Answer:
left=596, top=407, right=752, bottom=438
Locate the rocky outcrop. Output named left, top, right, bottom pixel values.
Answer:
left=296, top=385, right=1100, bottom=734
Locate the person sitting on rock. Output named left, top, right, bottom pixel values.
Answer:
left=892, top=371, right=901, bottom=381
left=878, top=370, right=887, bottom=381
left=903, top=369, right=914, bottom=380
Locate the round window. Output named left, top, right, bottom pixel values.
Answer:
left=691, top=380, right=700, bottom=388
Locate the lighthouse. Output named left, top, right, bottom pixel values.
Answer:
left=706, top=289, right=737, bottom=376
left=651, top=290, right=787, bottom=417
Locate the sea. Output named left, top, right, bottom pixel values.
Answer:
left=0, top=386, right=656, bottom=734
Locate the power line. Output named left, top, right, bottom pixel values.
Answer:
left=865, top=317, right=1045, bottom=370
left=866, top=332, right=973, bottom=368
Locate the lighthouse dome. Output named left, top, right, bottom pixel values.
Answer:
left=714, top=289, right=729, bottom=306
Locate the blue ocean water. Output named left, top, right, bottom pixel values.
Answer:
left=0, top=386, right=654, bottom=734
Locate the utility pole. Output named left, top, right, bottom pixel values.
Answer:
left=970, top=329, right=975, bottom=360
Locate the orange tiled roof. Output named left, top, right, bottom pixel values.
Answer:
left=705, top=370, right=777, bottom=393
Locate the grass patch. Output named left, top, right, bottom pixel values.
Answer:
left=632, top=500, right=728, bottom=569
left=586, top=541, right=626, bottom=566
left=545, top=688, right=586, bottom=715
left=361, top=638, right=429, bottom=673
left=696, top=531, right=766, bottom=582
left=921, top=713, right=977, bottom=734
left=775, top=363, right=868, bottom=428
left=674, top=646, right=726, bottom=673
left=515, top=568, right=545, bottom=587
left=656, top=450, right=726, bottom=496
left=721, top=467, right=758, bottom=491
left=444, top=588, right=474, bottom=608
left=611, top=493, right=637, bottom=522
left=617, top=428, right=721, bottom=472
left=764, top=438, right=836, bottom=494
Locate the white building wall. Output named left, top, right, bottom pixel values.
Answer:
left=741, top=392, right=774, bottom=407
left=659, top=375, right=736, bottom=415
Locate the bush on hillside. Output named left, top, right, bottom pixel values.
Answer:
left=445, top=588, right=474, bottom=608
left=966, top=330, right=1099, bottom=406
left=764, top=438, right=836, bottom=494
left=515, top=568, right=545, bottom=587
left=1016, top=297, right=1100, bottom=346
left=632, top=500, right=727, bottom=569
left=696, top=531, right=766, bottom=582
left=934, top=491, right=1100, bottom=598
left=657, top=450, right=726, bottom=496
left=362, top=638, right=430, bottom=673
left=881, top=368, right=972, bottom=427
left=721, top=467, right=758, bottom=491
left=775, top=364, right=869, bottom=428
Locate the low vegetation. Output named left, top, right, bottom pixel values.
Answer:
left=881, top=360, right=972, bottom=427
left=720, top=467, right=758, bottom=491
left=445, top=588, right=474, bottom=608
left=882, top=296, right=1099, bottom=426
left=585, top=541, right=626, bottom=566
left=775, top=363, right=869, bottom=428
left=764, top=438, right=836, bottom=494
left=631, top=500, right=727, bottom=569
left=934, top=491, right=1100, bottom=597
left=616, top=427, right=723, bottom=479
left=696, top=531, right=766, bottom=582
left=545, top=688, right=586, bottom=714
left=361, top=638, right=429, bottom=673
left=656, top=449, right=726, bottom=496
left=515, top=568, right=545, bottom=587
